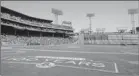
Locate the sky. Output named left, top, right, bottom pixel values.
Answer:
left=1, top=1, right=139, bottom=32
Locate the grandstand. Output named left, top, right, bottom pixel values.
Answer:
left=1, top=6, right=75, bottom=46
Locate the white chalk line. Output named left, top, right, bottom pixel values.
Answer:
left=1, top=47, right=12, bottom=49
left=127, top=61, right=139, bottom=65
left=2, top=61, right=117, bottom=73
left=114, top=63, right=119, bottom=73
left=120, top=50, right=138, bottom=55
left=56, top=64, right=116, bottom=73
left=122, top=52, right=138, bottom=55
left=1, top=51, right=16, bottom=53
left=1, top=56, right=11, bottom=60
left=2, top=51, right=25, bottom=53
left=1, top=51, right=26, bottom=54
left=119, top=59, right=139, bottom=65
left=20, top=48, right=138, bottom=55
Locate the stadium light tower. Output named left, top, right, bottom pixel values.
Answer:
left=86, top=13, right=95, bottom=34
left=52, top=8, right=63, bottom=24
left=62, top=21, right=72, bottom=27
left=128, top=8, right=139, bottom=34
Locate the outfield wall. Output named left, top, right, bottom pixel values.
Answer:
left=80, top=33, right=139, bottom=45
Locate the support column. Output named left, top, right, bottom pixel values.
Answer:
left=89, top=17, right=92, bottom=34
left=14, top=29, right=16, bottom=35
left=78, top=32, right=84, bottom=45
left=55, top=14, right=58, bottom=24
left=40, top=32, right=42, bottom=45
left=131, top=14, right=136, bottom=34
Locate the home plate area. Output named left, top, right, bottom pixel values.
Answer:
left=2, top=56, right=117, bottom=73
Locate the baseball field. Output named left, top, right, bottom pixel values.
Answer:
left=1, top=44, right=139, bottom=76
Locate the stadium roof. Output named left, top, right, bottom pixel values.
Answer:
left=1, top=6, right=53, bottom=23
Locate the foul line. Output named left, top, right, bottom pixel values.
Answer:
left=119, top=59, right=139, bottom=65
left=1, top=47, right=12, bottom=49
left=114, top=63, right=119, bottom=73
left=1, top=51, right=26, bottom=54
left=56, top=64, right=116, bottom=73
left=20, top=49, right=138, bottom=55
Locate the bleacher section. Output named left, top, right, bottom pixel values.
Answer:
left=1, top=35, right=75, bottom=45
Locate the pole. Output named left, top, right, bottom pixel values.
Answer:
left=55, top=14, right=58, bottom=24
left=138, top=1, right=139, bottom=56
left=40, top=32, right=42, bottom=45
left=138, top=1, right=139, bottom=27
left=89, top=17, right=92, bottom=34
left=14, top=29, right=16, bottom=36
left=131, top=14, right=136, bottom=34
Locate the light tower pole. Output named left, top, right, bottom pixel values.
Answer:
left=55, top=14, right=58, bottom=24
left=86, top=13, right=95, bottom=34
left=52, top=8, right=63, bottom=24
left=128, top=8, right=139, bottom=34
